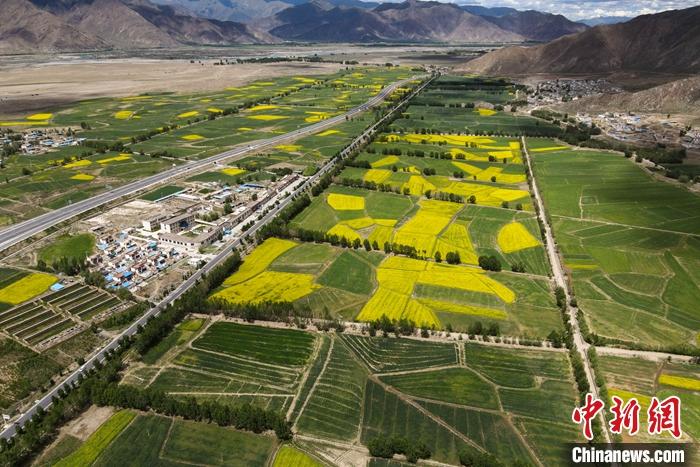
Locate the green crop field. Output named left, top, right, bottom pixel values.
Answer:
left=55, top=410, right=136, bottom=467
left=86, top=414, right=276, bottom=466
left=599, top=354, right=700, bottom=442
left=531, top=143, right=700, bottom=349
left=38, top=233, right=95, bottom=264
left=125, top=321, right=316, bottom=412
left=295, top=338, right=368, bottom=441
left=138, top=184, right=184, bottom=201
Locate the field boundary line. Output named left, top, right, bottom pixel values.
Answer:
left=370, top=375, right=487, bottom=454
left=286, top=334, right=324, bottom=420
left=373, top=363, right=461, bottom=377
left=551, top=214, right=700, bottom=238
left=292, top=336, right=335, bottom=430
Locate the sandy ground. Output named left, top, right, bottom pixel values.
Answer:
left=0, top=60, right=343, bottom=116
left=61, top=405, right=115, bottom=441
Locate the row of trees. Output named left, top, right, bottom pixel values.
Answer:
left=367, top=435, right=431, bottom=463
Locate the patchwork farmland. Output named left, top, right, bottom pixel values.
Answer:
left=531, top=142, right=700, bottom=351
left=109, top=320, right=581, bottom=467
left=0, top=66, right=412, bottom=225
left=8, top=70, right=700, bottom=467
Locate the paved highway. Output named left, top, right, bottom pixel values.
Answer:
left=0, top=76, right=417, bottom=254
left=0, top=75, right=433, bottom=440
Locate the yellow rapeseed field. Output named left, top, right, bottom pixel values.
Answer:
left=370, top=156, right=399, bottom=168
left=70, top=173, right=95, bottom=181
left=26, top=113, right=53, bottom=121
left=363, top=169, right=392, bottom=184
left=434, top=222, right=478, bottom=265
left=221, top=168, right=245, bottom=176
left=497, top=222, right=541, bottom=253
left=181, top=134, right=204, bottom=141
left=222, top=238, right=297, bottom=287
left=121, top=96, right=151, bottom=101
left=97, top=154, right=131, bottom=164
left=317, top=129, right=341, bottom=136
left=451, top=161, right=481, bottom=176
left=212, top=271, right=319, bottom=304
left=248, top=115, right=287, bottom=121
left=238, top=127, right=253, bottom=131
left=294, top=77, right=317, bottom=83
left=368, top=225, right=393, bottom=247
left=393, top=200, right=461, bottom=255
left=327, top=193, right=365, bottom=210
left=114, top=111, right=133, bottom=120
left=402, top=175, right=436, bottom=196
left=475, top=108, right=497, bottom=116
left=342, top=217, right=376, bottom=230
left=64, top=159, right=92, bottom=169
left=274, top=144, right=302, bottom=152
left=177, top=111, right=199, bottom=118
left=0, top=272, right=57, bottom=305
left=327, top=224, right=362, bottom=243
left=248, top=104, right=280, bottom=111
left=357, top=288, right=411, bottom=323
left=402, top=133, right=495, bottom=146
left=304, top=111, right=332, bottom=123
left=658, top=374, right=700, bottom=391
left=417, top=298, right=507, bottom=320
left=357, top=255, right=514, bottom=327
left=418, top=262, right=515, bottom=303
left=607, top=388, right=652, bottom=409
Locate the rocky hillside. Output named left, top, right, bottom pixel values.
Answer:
left=0, top=0, right=275, bottom=54
left=259, top=0, right=524, bottom=43
left=555, top=76, right=700, bottom=116
left=460, top=6, right=700, bottom=75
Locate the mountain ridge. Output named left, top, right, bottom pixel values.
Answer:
left=460, top=6, right=700, bottom=76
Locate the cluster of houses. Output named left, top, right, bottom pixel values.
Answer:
left=19, top=130, right=85, bottom=155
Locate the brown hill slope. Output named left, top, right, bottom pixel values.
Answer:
left=263, top=0, right=524, bottom=43
left=0, top=0, right=107, bottom=53
left=460, top=6, right=700, bottom=75
left=555, top=76, right=700, bottom=115
left=0, top=0, right=274, bottom=54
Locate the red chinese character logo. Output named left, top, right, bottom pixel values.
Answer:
left=648, top=396, right=682, bottom=438
left=609, top=396, right=640, bottom=436
left=572, top=393, right=604, bottom=440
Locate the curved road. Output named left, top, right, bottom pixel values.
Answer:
left=0, top=75, right=433, bottom=440
left=0, top=76, right=417, bottom=254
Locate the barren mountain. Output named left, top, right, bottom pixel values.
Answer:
left=460, top=6, right=700, bottom=76
left=554, top=76, right=700, bottom=116
left=0, top=0, right=107, bottom=53
left=0, top=0, right=274, bottom=54
left=482, top=10, right=587, bottom=42
left=261, top=0, right=524, bottom=43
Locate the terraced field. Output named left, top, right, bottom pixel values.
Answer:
left=531, top=142, right=700, bottom=349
